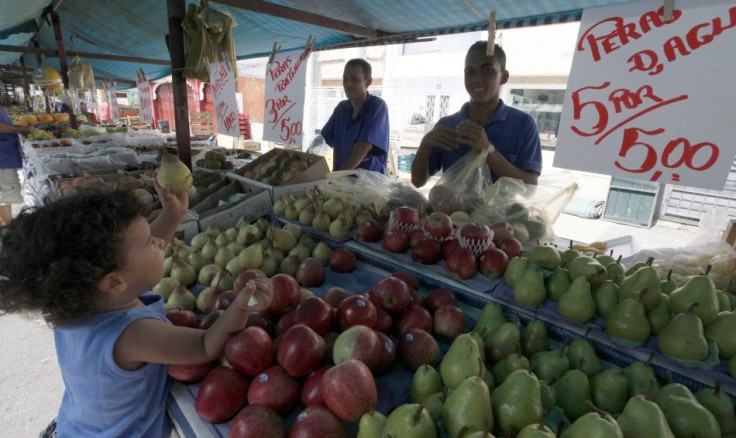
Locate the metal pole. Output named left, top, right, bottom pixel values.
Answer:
left=166, top=0, right=191, bottom=169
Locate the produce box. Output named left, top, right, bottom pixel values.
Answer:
left=189, top=177, right=271, bottom=231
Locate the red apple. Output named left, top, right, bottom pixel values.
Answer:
left=479, top=247, right=509, bottom=278
left=337, top=295, right=378, bottom=330
left=490, top=221, right=515, bottom=241
left=442, top=238, right=462, bottom=259
left=212, top=290, right=238, bottom=312
left=391, top=206, right=421, bottom=232
left=408, top=228, right=425, bottom=248
left=165, top=309, right=198, bottom=328
left=332, top=325, right=382, bottom=371
left=296, top=257, right=326, bottom=287
left=382, top=229, right=409, bottom=253
left=411, top=290, right=424, bottom=307
left=411, top=238, right=442, bottom=264
left=320, top=359, right=378, bottom=422
left=373, top=331, right=397, bottom=376
left=247, top=365, right=300, bottom=415
left=277, top=324, right=326, bottom=377
left=195, top=366, right=249, bottom=423
left=391, top=271, right=419, bottom=290
left=274, top=310, right=295, bottom=337
left=323, top=286, right=351, bottom=308
left=397, top=304, right=434, bottom=335
left=424, top=288, right=458, bottom=314
left=433, top=305, right=468, bottom=342
left=459, top=223, right=494, bottom=256
left=168, top=361, right=215, bottom=383
left=198, top=309, right=223, bottom=330
left=245, top=311, right=273, bottom=336
left=301, top=365, right=332, bottom=407
left=267, top=273, right=302, bottom=314
left=398, top=328, right=440, bottom=371
left=374, top=276, right=413, bottom=313
left=225, top=326, right=274, bottom=376
left=497, top=236, right=524, bottom=259
left=329, top=248, right=357, bottom=273
left=323, top=332, right=339, bottom=365
left=233, top=268, right=266, bottom=294
left=355, top=219, right=383, bottom=243
left=291, top=296, right=334, bottom=335
left=228, top=404, right=286, bottom=438
left=445, top=246, right=478, bottom=279
left=374, top=307, right=394, bottom=334
left=289, top=405, right=346, bottom=438
left=423, top=211, right=454, bottom=241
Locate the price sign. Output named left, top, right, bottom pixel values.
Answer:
left=208, top=61, right=240, bottom=137
left=263, top=48, right=311, bottom=148
left=554, top=0, right=736, bottom=190
left=136, top=75, right=153, bottom=125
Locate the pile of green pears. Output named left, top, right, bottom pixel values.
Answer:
left=504, top=245, right=736, bottom=375
left=356, top=302, right=734, bottom=437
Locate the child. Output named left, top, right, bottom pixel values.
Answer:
left=0, top=185, right=266, bottom=437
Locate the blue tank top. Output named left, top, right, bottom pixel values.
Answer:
left=54, top=295, right=171, bottom=437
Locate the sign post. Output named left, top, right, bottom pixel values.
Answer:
left=208, top=60, right=240, bottom=138
left=554, top=0, right=736, bottom=190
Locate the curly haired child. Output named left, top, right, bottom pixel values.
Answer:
left=0, top=185, right=266, bottom=437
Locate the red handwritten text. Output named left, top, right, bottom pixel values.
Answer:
left=216, top=100, right=238, bottom=133
left=275, top=54, right=306, bottom=93
left=265, top=95, right=296, bottom=126
left=267, top=57, right=292, bottom=81
left=211, top=64, right=231, bottom=99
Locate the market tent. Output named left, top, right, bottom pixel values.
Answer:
left=0, top=0, right=632, bottom=88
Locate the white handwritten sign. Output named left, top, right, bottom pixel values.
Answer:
left=554, top=0, right=736, bottom=190
left=208, top=61, right=240, bottom=137
left=263, top=48, right=310, bottom=148
left=136, top=76, right=153, bottom=125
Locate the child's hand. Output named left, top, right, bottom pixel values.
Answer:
left=233, top=277, right=274, bottom=313
left=153, top=180, right=189, bottom=216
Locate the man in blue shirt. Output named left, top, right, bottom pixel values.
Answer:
left=321, top=59, right=390, bottom=173
left=411, top=42, right=542, bottom=187
left=0, top=105, right=30, bottom=226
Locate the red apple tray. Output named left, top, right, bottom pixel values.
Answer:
left=167, top=259, right=474, bottom=438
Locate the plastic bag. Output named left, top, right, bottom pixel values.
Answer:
left=428, top=147, right=492, bottom=215
left=68, top=56, right=95, bottom=90
left=319, top=169, right=428, bottom=219
left=620, top=241, right=736, bottom=293
left=470, top=175, right=578, bottom=244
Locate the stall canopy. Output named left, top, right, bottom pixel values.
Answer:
left=0, top=0, right=632, bottom=89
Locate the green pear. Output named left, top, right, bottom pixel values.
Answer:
left=492, top=345, right=530, bottom=384
left=356, top=410, right=386, bottom=438
left=605, top=259, right=626, bottom=285
left=657, top=307, right=709, bottom=361
left=695, top=382, right=736, bottom=434
left=383, top=404, right=437, bottom=438
left=668, top=271, right=720, bottom=324
left=660, top=269, right=677, bottom=294
left=560, top=405, right=623, bottom=438
left=514, top=266, right=548, bottom=307
left=592, top=280, right=620, bottom=319
left=532, top=345, right=570, bottom=383
left=486, top=322, right=521, bottom=363
left=545, top=268, right=572, bottom=302
left=195, top=284, right=224, bottom=313
left=492, top=370, right=543, bottom=436
left=504, top=256, right=529, bottom=288
left=590, top=368, right=628, bottom=415
left=705, top=311, right=736, bottom=359
left=568, top=255, right=608, bottom=287
left=521, top=320, right=550, bottom=357
left=623, top=362, right=660, bottom=398
left=470, top=329, right=487, bottom=363
left=618, top=262, right=662, bottom=312
left=170, top=256, right=196, bottom=287
left=152, top=277, right=179, bottom=301
left=624, top=260, right=648, bottom=276
left=730, top=356, right=736, bottom=378
left=595, top=251, right=616, bottom=267
left=606, top=297, right=651, bottom=346
left=442, top=376, right=493, bottom=438
left=440, top=333, right=484, bottom=390
left=421, top=391, right=446, bottom=423
left=268, top=227, right=297, bottom=252
left=409, top=364, right=443, bottom=404
left=655, top=383, right=721, bottom=438
left=238, top=243, right=263, bottom=270
left=717, top=291, right=732, bottom=312
left=539, top=380, right=556, bottom=412
left=165, top=284, right=195, bottom=310
left=474, top=302, right=507, bottom=345
left=553, top=368, right=591, bottom=421
left=566, top=337, right=602, bottom=378
left=617, top=382, right=674, bottom=438
left=526, top=245, right=562, bottom=270
left=558, top=276, right=596, bottom=323
left=517, top=421, right=556, bottom=438
left=646, top=294, right=671, bottom=336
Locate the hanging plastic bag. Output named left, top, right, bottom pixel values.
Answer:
left=470, top=175, right=578, bottom=244
left=427, top=147, right=493, bottom=215
left=68, top=56, right=95, bottom=90
left=319, top=169, right=428, bottom=220
left=182, top=0, right=237, bottom=82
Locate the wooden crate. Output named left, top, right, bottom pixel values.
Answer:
left=189, top=111, right=214, bottom=136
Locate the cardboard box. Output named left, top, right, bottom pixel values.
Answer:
left=723, top=219, right=736, bottom=248
left=190, top=177, right=272, bottom=231
left=232, top=148, right=329, bottom=201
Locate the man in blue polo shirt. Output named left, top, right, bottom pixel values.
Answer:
left=321, top=58, right=390, bottom=173
left=411, top=42, right=542, bottom=187
left=0, top=105, right=30, bottom=226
